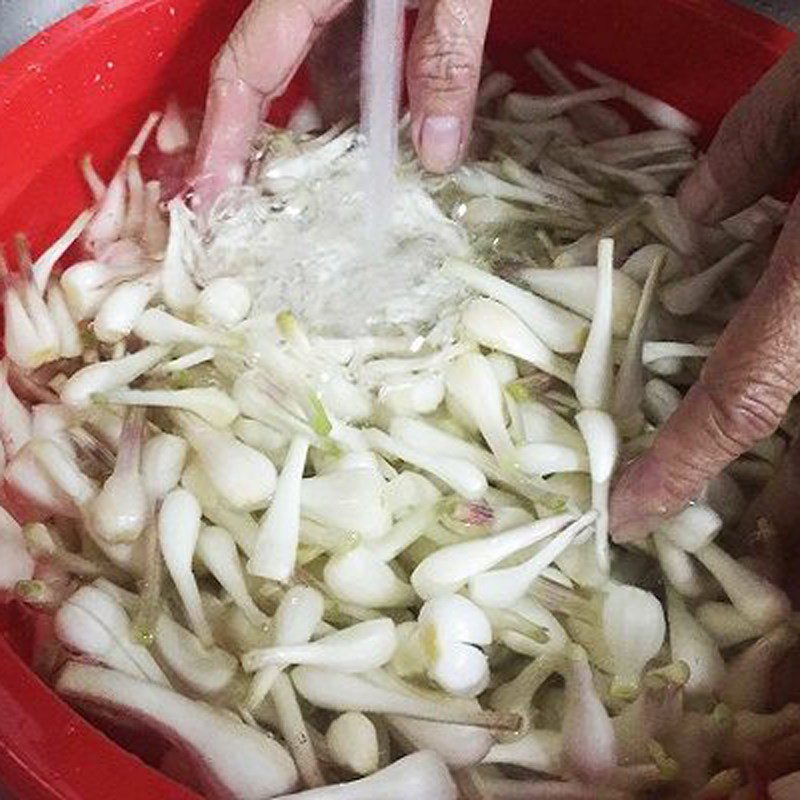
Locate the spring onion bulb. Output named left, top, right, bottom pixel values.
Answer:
left=561, top=645, right=618, bottom=781
left=61, top=345, right=170, bottom=406
left=445, top=259, right=588, bottom=354
left=245, top=585, right=324, bottom=711
left=695, top=602, right=760, bottom=649
left=575, top=409, right=618, bottom=573
left=46, top=283, right=82, bottom=359
left=60, top=260, right=144, bottom=321
left=161, top=199, right=201, bottom=314
left=4, top=272, right=60, bottom=370
left=134, top=308, right=238, bottom=349
left=468, top=512, right=597, bottom=608
left=483, top=729, right=563, bottom=775
left=574, top=239, right=615, bottom=411
left=411, top=513, right=575, bottom=599
left=658, top=504, right=722, bottom=553
left=196, top=525, right=267, bottom=626
left=176, top=411, right=276, bottom=510
left=574, top=61, right=700, bottom=136
left=55, top=585, right=169, bottom=684
left=141, top=433, right=187, bottom=504
left=274, top=751, right=456, bottom=800
left=158, top=488, right=213, bottom=646
left=666, top=587, right=725, bottom=698
left=245, top=435, right=308, bottom=580
left=194, top=278, right=252, bottom=328
left=377, top=372, right=445, bottom=416
left=693, top=543, right=791, bottom=631
left=104, top=387, right=239, bottom=429
left=0, top=508, right=34, bottom=589
left=643, top=378, right=681, bottom=425
left=93, top=277, right=160, bottom=344
left=445, top=353, right=515, bottom=464
left=56, top=662, right=299, bottom=800
left=516, top=442, right=589, bottom=475
left=326, top=713, right=379, bottom=776
left=291, top=667, right=520, bottom=730
left=660, top=243, right=755, bottom=315
left=243, top=618, right=396, bottom=674
left=366, top=427, right=487, bottom=500
left=31, top=437, right=98, bottom=507
left=89, top=409, right=148, bottom=543
left=460, top=298, right=576, bottom=384
left=613, top=251, right=665, bottom=431
left=653, top=533, right=706, bottom=598
left=0, top=362, right=31, bottom=458
left=525, top=49, right=630, bottom=140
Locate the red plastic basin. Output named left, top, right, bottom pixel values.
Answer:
left=0, top=1, right=793, bottom=798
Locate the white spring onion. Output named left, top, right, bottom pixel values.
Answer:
left=195, top=277, right=252, bottom=328
left=273, top=751, right=456, bottom=800
left=5, top=442, right=77, bottom=517
left=561, top=645, right=618, bottom=781
left=154, top=347, right=216, bottom=375
left=175, top=411, right=276, bottom=510
left=643, top=378, right=681, bottom=425
left=666, top=587, right=725, bottom=699
left=56, top=662, right=299, bottom=800
left=505, top=85, right=620, bottom=122
left=658, top=503, right=723, bottom=553
left=60, top=345, right=170, bottom=406
left=156, top=97, right=191, bottom=154
left=366, top=427, right=487, bottom=500
left=378, top=372, right=444, bottom=416
left=460, top=298, right=576, bottom=385
left=445, top=353, right=515, bottom=464
left=444, top=258, right=588, bottom=354
left=46, top=283, right=82, bottom=358
left=0, top=361, right=31, bottom=457
left=141, top=433, right=188, bottom=504
left=161, top=199, right=201, bottom=314
left=233, top=417, right=289, bottom=457
left=695, top=602, right=760, bottom=649
left=248, top=435, right=309, bottom=581
left=158, top=488, right=213, bottom=646
left=93, top=277, right=159, bottom=344
left=621, top=244, right=682, bottom=284
left=89, top=409, right=148, bottom=543
left=326, top=713, right=379, bottom=776
left=574, top=61, right=701, bottom=136
left=245, top=585, right=324, bottom=711
left=653, top=533, right=706, bottom=598
left=693, top=542, right=791, bottom=631
left=411, top=513, right=575, bottom=599
left=134, top=308, right=238, bottom=349
left=54, top=585, right=169, bottom=684
left=291, top=667, right=520, bottom=730
left=101, top=387, right=239, bottom=429
left=516, top=442, right=589, bottom=475
left=0, top=506, right=34, bottom=589
left=60, top=259, right=144, bottom=321
left=660, top=243, right=755, bottom=315
left=517, top=266, right=641, bottom=338
left=196, top=525, right=267, bottom=626
left=612, top=251, right=665, bottom=431
left=483, top=729, right=563, bottom=776
left=525, top=49, right=630, bottom=140
left=468, top=512, right=597, bottom=609
left=576, top=409, right=618, bottom=574
left=602, top=585, right=666, bottom=698
left=498, top=156, right=589, bottom=220
left=574, top=238, right=615, bottom=411
left=4, top=272, right=60, bottom=370
left=242, top=618, right=396, bottom=674
left=31, top=209, right=93, bottom=292
left=31, top=437, right=98, bottom=508
left=301, top=461, right=391, bottom=541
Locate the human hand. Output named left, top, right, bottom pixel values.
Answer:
left=189, top=0, right=492, bottom=211
left=611, top=44, right=800, bottom=542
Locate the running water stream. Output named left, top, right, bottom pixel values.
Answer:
left=361, top=0, right=405, bottom=248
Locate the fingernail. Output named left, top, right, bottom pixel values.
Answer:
left=677, top=158, right=724, bottom=225
left=419, top=116, right=462, bottom=173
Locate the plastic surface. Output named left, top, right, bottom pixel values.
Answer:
left=0, top=0, right=793, bottom=797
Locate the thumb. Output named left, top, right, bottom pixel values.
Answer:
left=678, top=43, right=800, bottom=225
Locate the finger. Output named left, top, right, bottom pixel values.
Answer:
left=308, top=1, right=363, bottom=125
left=678, top=43, right=800, bottom=225
left=611, top=196, right=800, bottom=542
left=190, top=0, right=353, bottom=211
left=406, top=0, right=492, bottom=173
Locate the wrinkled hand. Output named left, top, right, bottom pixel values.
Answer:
left=189, top=0, right=492, bottom=210
left=612, top=44, right=800, bottom=542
